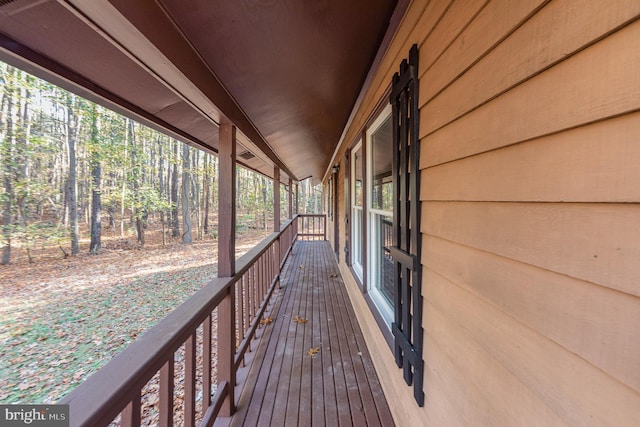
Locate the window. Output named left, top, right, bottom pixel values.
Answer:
left=367, top=105, right=394, bottom=325
left=350, top=141, right=364, bottom=280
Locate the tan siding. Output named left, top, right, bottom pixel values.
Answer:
left=424, top=234, right=640, bottom=394
left=423, top=320, right=520, bottom=427
left=425, top=268, right=640, bottom=427
left=420, top=0, right=640, bottom=113
left=420, top=0, right=547, bottom=102
left=421, top=111, right=640, bottom=203
left=421, top=16, right=640, bottom=167
left=425, top=302, right=569, bottom=427
left=326, top=1, right=640, bottom=425
left=419, top=0, right=490, bottom=73
left=423, top=201, right=640, bottom=297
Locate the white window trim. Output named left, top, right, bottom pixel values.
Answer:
left=365, top=104, right=393, bottom=326
left=351, top=139, right=364, bottom=281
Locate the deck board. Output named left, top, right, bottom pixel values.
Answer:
left=225, top=241, right=395, bottom=427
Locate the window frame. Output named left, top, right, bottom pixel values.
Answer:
left=365, top=104, right=394, bottom=326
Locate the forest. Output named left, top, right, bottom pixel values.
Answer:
left=0, top=62, right=322, bottom=265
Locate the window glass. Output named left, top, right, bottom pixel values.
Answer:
left=371, top=116, right=393, bottom=212
left=354, top=147, right=363, bottom=207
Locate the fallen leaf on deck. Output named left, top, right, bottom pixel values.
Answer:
left=293, top=315, right=308, bottom=324
left=329, top=273, right=338, bottom=278
left=307, top=347, right=320, bottom=357
left=260, top=317, right=273, bottom=324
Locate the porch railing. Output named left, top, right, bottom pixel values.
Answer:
left=296, top=213, right=326, bottom=240
left=60, top=215, right=313, bottom=426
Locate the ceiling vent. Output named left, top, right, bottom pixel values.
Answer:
left=238, top=151, right=255, bottom=160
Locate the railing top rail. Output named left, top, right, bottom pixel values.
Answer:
left=60, top=216, right=299, bottom=426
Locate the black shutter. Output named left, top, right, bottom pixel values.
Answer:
left=389, top=44, right=424, bottom=406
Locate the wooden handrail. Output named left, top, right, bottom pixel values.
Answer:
left=59, top=215, right=320, bottom=426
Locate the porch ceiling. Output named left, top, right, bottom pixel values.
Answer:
left=0, top=0, right=398, bottom=183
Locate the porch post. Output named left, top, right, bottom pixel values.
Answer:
left=295, top=183, right=299, bottom=214
left=295, top=183, right=299, bottom=237
left=274, top=167, right=281, bottom=232
left=288, top=177, right=293, bottom=219
left=217, top=123, right=236, bottom=416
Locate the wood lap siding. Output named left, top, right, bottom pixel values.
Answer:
left=416, top=1, right=640, bottom=426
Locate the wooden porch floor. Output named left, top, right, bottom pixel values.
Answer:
left=218, top=240, right=394, bottom=427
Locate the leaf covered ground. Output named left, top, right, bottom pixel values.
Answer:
left=0, top=229, right=268, bottom=407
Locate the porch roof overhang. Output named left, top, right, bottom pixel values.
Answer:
left=0, top=0, right=401, bottom=184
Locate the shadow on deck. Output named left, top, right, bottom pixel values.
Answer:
left=217, top=240, right=394, bottom=427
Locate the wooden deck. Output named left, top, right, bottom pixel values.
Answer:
left=217, top=240, right=395, bottom=427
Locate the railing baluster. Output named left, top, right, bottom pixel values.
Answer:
left=218, top=288, right=236, bottom=416
left=249, top=265, right=258, bottom=319
left=260, top=253, right=264, bottom=296
left=263, top=253, right=267, bottom=298
left=159, top=358, right=174, bottom=427
left=245, top=270, right=250, bottom=326
left=274, top=237, right=280, bottom=284
left=203, top=315, right=212, bottom=410
left=121, top=395, right=141, bottom=427
left=239, top=277, right=244, bottom=342
left=258, top=254, right=263, bottom=301
left=184, top=333, right=196, bottom=427
left=323, top=214, right=327, bottom=240
left=244, top=272, right=250, bottom=338
left=272, top=245, right=275, bottom=282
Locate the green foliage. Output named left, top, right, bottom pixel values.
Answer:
left=0, top=59, right=296, bottom=261
left=133, top=186, right=170, bottom=221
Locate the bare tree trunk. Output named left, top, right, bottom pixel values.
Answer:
left=65, top=93, right=80, bottom=256
left=170, top=139, right=179, bottom=237
left=158, top=137, right=166, bottom=245
left=1, top=67, right=15, bottom=264
left=129, top=119, right=144, bottom=247
left=192, top=148, right=201, bottom=240
left=120, top=117, right=127, bottom=238
left=261, top=176, right=267, bottom=232
left=203, top=153, right=210, bottom=235
left=15, top=73, right=32, bottom=260
left=181, top=143, right=192, bottom=244
left=300, top=179, right=307, bottom=214
left=89, top=105, right=102, bottom=254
